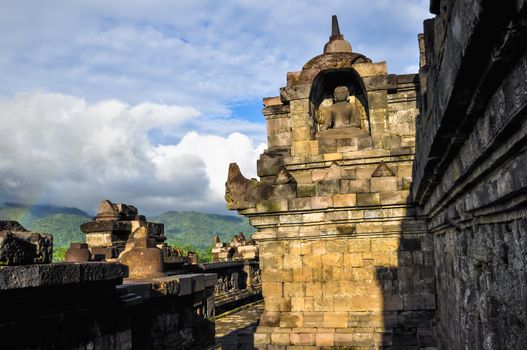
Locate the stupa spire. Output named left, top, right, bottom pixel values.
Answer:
left=332, top=15, right=341, bottom=36
left=324, top=15, right=352, bottom=54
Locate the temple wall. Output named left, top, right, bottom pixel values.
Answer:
left=0, top=263, right=216, bottom=349
left=414, top=1, right=527, bottom=348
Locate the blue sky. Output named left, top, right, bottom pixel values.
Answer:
left=0, top=0, right=430, bottom=215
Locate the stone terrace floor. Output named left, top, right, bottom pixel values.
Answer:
left=215, top=301, right=264, bottom=350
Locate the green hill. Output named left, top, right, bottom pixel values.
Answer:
left=149, top=211, right=255, bottom=250
left=0, top=204, right=255, bottom=261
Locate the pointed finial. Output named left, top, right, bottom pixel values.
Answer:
left=331, top=15, right=341, bottom=36
left=323, top=15, right=352, bottom=54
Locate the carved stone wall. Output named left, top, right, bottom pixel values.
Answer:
left=226, top=18, right=435, bottom=349
left=201, top=260, right=262, bottom=314
left=0, top=263, right=216, bottom=349
left=415, top=1, right=527, bottom=349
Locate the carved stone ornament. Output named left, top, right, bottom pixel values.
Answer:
left=225, top=163, right=265, bottom=209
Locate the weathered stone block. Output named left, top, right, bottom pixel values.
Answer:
left=256, top=199, right=288, bottom=213
left=349, top=238, right=371, bottom=252
left=370, top=177, right=398, bottom=192
left=271, top=332, right=290, bottom=345
left=317, top=180, right=340, bottom=196
left=356, top=193, right=380, bottom=206
left=371, top=237, right=399, bottom=252
left=344, top=253, right=363, bottom=267
left=316, top=333, right=335, bottom=347
left=323, top=312, right=348, bottom=328
left=348, top=179, right=370, bottom=192
left=310, top=196, right=332, bottom=209
left=326, top=240, right=347, bottom=253
left=280, top=312, right=303, bottom=328
left=290, top=332, right=315, bottom=345
left=292, top=140, right=312, bottom=156
left=297, top=184, right=316, bottom=198
left=353, top=62, right=387, bottom=77
left=332, top=194, right=357, bottom=207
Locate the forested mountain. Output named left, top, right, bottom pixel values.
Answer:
left=0, top=204, right=255, bottom=255
left=150, top=211, right=255, bottom=250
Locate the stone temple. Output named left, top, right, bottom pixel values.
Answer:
left=1, top=1, right=527, bottom=349
left=226, top=15, right=433, bottom=348
left=226, top=4, right=527, bottom=349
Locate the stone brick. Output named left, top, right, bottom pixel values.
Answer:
left=311, top=240, right=326, bottom=255
left=263, top=282, right=283, bottom=297
left=348, top=179, right=371, bottom=192
left=290, top=99, right=309, bottom=114
left=323, top=312, right=348, bottom=328
left=292, top=140, right=312, bottom=156
left=297, top=184, right=316, bottom=197
left=325, top=210, right=348, bottom=221
left=271, top=332, right=290, bottom=345
left=356, top=193, right=380, bottom=206
left=380, top=190, right=410, bottom=205
left=323, top=153, right=343, bottom=161
left=316, top=333, right=335, bottom=347
left=299, top=226, right=321, bottom=237
left=256, top=199, right=288, bottom=213
left=301, top=241, right=312, bottom=255
left=268, top=132, right=292, bottom=148
left=349, top=238, right=371, bottom=252
left=303, top=255, right=322, bottom=268
left=264, top=269, right=293, bottom=283
left=326, top=240, right=348, bottom=253
left=333, top=295, right=354, bottom=311
left=291, top=296, right=304, bottom=311
left=371, top=237, right=399, bottom=252
left=353, top=62, right=388, bottom=77
left=292, top=268, right=303, bottom=282
left=290, top=332, right=315, bottom=346
left=370, top=177, right=398, bottom=192
left=284, top=282, right=303, bottom=297
left=334, top=332, right=354, bottom=345
left=254, top=332, right=271, bottom=345
left=311, top=169, right=326, bottom=182
left=311, top=195, right=332, bottom=209
left=305, top=282, right=322, bottom=297
left=314, top=295, right=334, bottom=311
left=280, top=312, right=303, bottom=328
left=332, top=193, right=357, bottom=207
left=355, top=222, right=382, bottom=234
left=371, top=252, right=391, bottom=265
left=350, top=294, right=384, bottom=311
left=303, top=312, right=324, bottom=328
left=352, top=267, right=374, bottom=281
left=292, top=127, right=311, bottom=141
left=283, top=255, right=303, bottom=269
left=317, top=180, right=340, bottom=196
left=302, top=212, right=325, bottom=223
left=323, top=253, right=343, bottom=267
left=344, top=253, right=363, bottom=267
left=323, top=280, right=340, bottom=295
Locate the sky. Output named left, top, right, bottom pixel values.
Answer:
left=0, top=0, right=431, bottom=215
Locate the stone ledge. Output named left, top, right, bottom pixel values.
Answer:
left=0, top=262, right=128, bottom=290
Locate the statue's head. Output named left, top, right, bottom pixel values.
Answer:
left=334, top=86, right=349, bottom=102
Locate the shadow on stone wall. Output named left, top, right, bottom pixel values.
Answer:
left=371, top=161, right=437, bottom=347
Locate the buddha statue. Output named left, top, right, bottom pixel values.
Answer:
left=320, top=86, right=361, bottom=131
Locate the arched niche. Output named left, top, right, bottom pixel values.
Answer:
left=309, top=68, right=370, bottom=137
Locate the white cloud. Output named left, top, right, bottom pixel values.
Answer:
left=0, top=1, right=431, bottom=214
left=0, top=0, right=430, bottom=108
left=0, top=92, right=265, bottom=214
